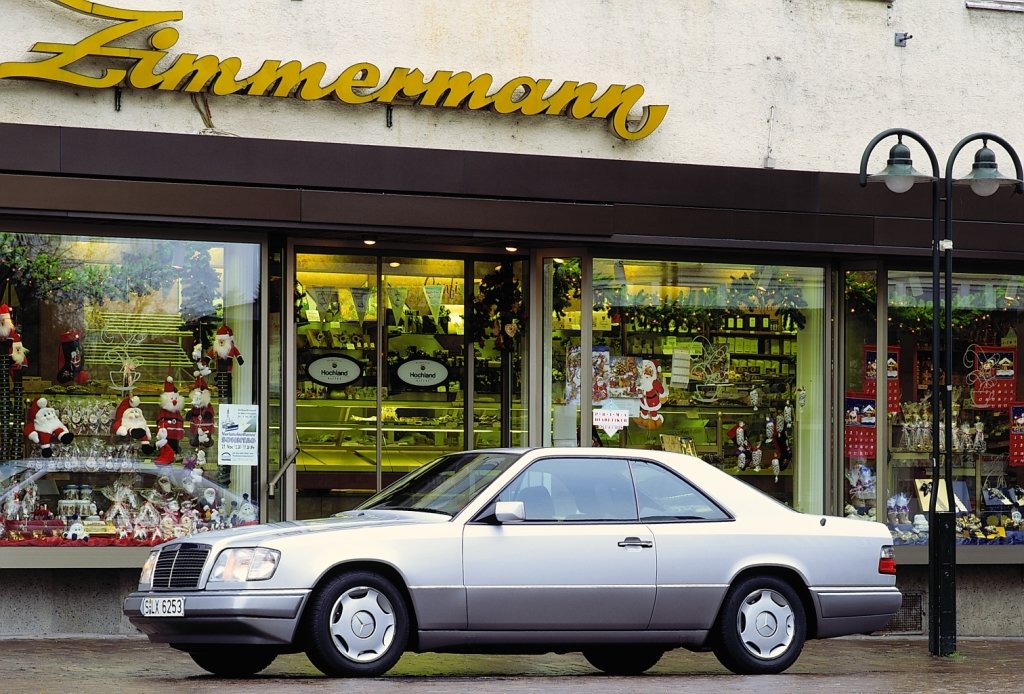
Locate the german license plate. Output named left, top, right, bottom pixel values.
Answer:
left=141, top=596, right=185, bottom=617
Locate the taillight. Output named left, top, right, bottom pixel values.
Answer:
left=878, top=545, right=896, bottom=575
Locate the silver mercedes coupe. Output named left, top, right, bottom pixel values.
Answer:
left=123, top=447, right=901, bottom=677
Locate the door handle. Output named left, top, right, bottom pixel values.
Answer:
left=618, top=536, right=653, bottom=548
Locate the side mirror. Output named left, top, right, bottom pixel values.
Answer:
left=495, top=500, right=525, bottom=523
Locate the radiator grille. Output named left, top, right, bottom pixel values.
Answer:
left=152, top=543, right=211, bottom=589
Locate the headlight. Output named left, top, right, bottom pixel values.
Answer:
left=139, top=549, right=160, bottom=589
left=209, top=548, right=281, bottom=582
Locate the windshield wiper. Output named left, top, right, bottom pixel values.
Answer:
left=372, top=506, right=452, bottom=516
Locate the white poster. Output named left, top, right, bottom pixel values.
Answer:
left=218, top=404, right=259, bottom=466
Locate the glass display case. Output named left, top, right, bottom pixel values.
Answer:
left=1, top=459, right=253, bottom=546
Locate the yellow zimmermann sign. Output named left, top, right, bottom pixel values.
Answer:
left=0, top=0, right=668, bottom=140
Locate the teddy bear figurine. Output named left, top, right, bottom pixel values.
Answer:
left=23, top=397, right=74, bottom=457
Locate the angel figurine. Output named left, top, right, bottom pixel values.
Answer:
left=974, top=418, right=986, bottom=452
left=749, top=387, right=760, bottom=411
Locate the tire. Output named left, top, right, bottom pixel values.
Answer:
left=303, top=570, right=409, bottom=678
left=188, top=646, right=277, bottom=677
left=583, top=646, right=664, bottom=675
left=711, top=575, right=806, bottom=675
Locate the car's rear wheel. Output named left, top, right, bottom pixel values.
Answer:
left=583, top=646, right=664, bottom=675
left=303, top=570, right=409, bottom=678
left=188, top=646, right=277, bottom=677
left=712, top=575, right=806, bottom=675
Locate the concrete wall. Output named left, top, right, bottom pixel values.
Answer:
left=0, top=568, right=1019, bottom=638
left=3, top=1, right=1024, bottom=173
left=0, top=570, right=139, bottom=636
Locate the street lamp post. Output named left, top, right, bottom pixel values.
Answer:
left=859, top=128, right=1023, bottom=657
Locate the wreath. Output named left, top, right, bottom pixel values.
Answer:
left=472, top=263, right=526, bottom=351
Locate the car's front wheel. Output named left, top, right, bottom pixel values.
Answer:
left=303, top=570, right=410, bottom=678
left=583, top=646, right=664, bottom=675
left=711, top=575, right=806, bottom=675
left=187, top=646, right=277, bottom=677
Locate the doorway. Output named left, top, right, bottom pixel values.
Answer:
left=291, top=249, right=527, bottom=518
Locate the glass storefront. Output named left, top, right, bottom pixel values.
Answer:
left=0, top=232, right=261, bottom=547
left=293, top=250, right=526, bottom=518
left=846, top=267, right=1024, bottom=546
left=542, top=255, right=826, bottom=512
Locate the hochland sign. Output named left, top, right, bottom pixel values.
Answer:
left=0, top=0, right=668, bottom=140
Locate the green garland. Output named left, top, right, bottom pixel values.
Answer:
left=844, top=272, right=995, bottom=334
left=552, top=258, right=581, bottom=318
left=0, top=233, right=178, bottom=308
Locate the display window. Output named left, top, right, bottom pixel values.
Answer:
left=0, top=232, right=261, bottom=547
left=543, top=256, right=825, bottom=511
left=846, top=268, right=1024, bottom=546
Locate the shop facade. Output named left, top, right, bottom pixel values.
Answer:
left=5, top=1, right=1024, bottom=637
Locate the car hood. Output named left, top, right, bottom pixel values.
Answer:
left=174, top=509, right=449, bottom=547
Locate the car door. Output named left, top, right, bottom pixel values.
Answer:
left=462, top=455, right=657, bottom=630
left=629, top=459, right=737, bottom=630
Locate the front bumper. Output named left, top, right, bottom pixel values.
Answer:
left=123, top=589, right=310, bottom=646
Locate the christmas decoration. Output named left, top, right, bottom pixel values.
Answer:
left=156, top=377, right=186, bottom=453
left=471, top=262, right=526, bottom=352
left=208, top=325, right=244, bottom=372
left=23, top=397, right=74, bottom=457
left=112, top=395, right=154, bottom=453
left=188, top=371, right=215, bottom=448
left=153, top=428, right=175, bottom=465
left=56, top=329, right=88, bottom=385
left=9, top=331, right=28, bottom=377
left=0, top=303, right=14, bottom=339
left=637, top=359, right=665, bottom=427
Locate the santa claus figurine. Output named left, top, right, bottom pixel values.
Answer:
left=156, top=377, right=186, bottom=453
left=23, top=397, right=74, bottom=457
left=638, top=359, right=665, bottom=425
left=112, top=395, right=154, bottom=453
left=188, top=372, right=215, bottom=448
left=0, top=304, right=15, bottom=340
left=208, top=325, right=244, bottom=372
left=9, top=330, right=28, bottom=377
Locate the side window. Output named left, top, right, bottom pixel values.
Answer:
left=630, top=460, right=730, bottom=522
left=497, top=456, right=638, bottom=522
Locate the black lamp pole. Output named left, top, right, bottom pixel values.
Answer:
left=859, top=128, right=1023, bottom=657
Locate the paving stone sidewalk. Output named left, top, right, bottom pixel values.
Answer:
left=2, top=633, right=1018, bottom=693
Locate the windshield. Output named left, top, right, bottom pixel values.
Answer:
left=358, top=451, right=522, bottom=516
